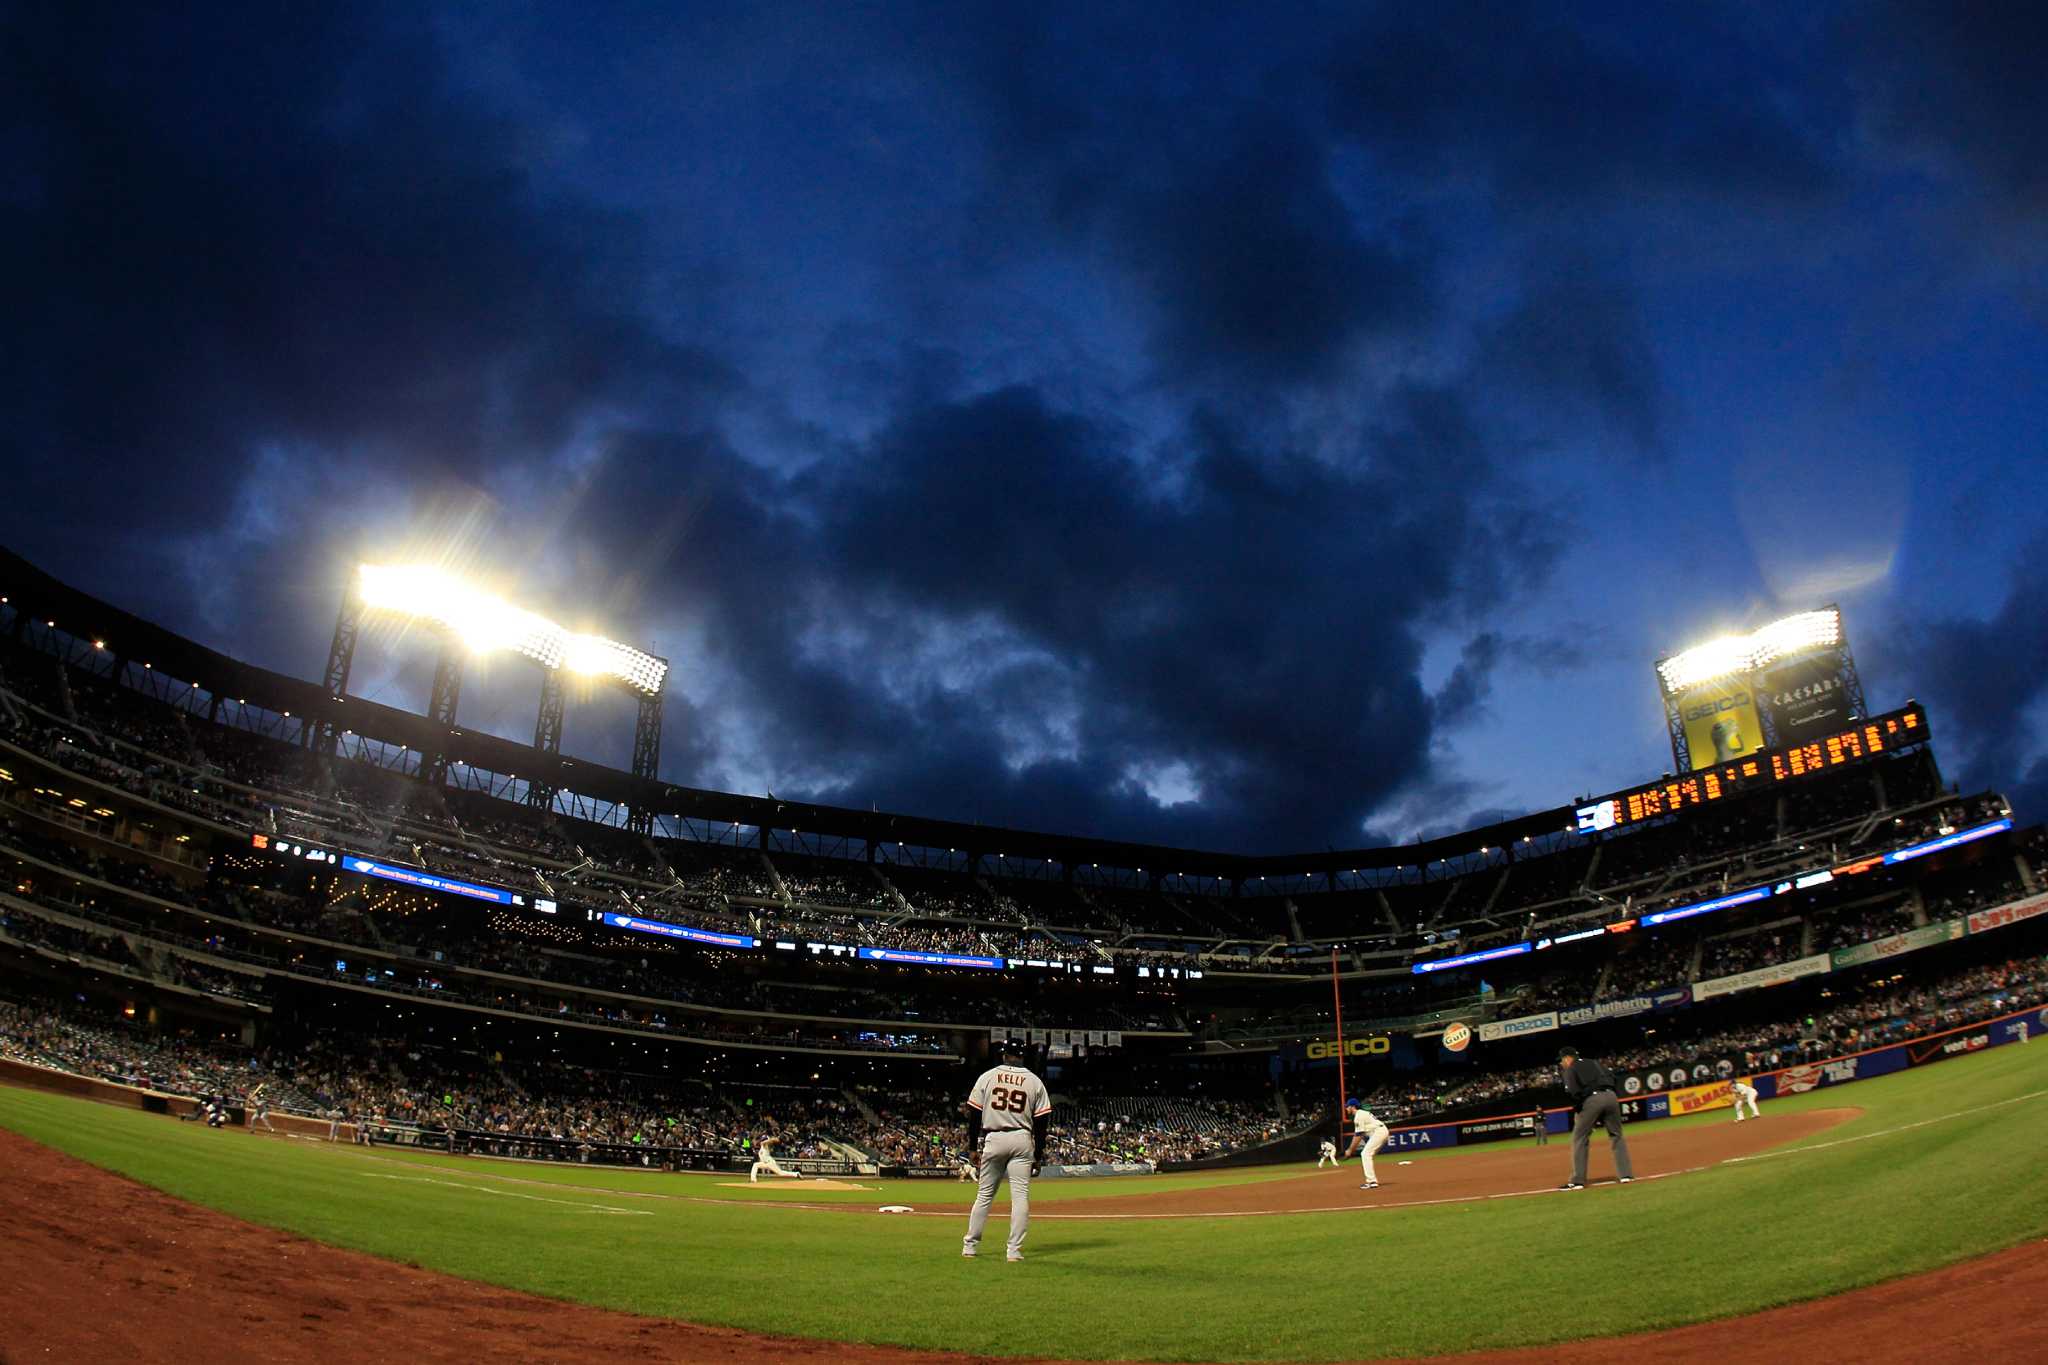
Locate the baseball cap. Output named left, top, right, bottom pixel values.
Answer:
left=1345, top=1097, right=1359, bottom=1108
left=1557, top=1046, right=1577, bottom=1060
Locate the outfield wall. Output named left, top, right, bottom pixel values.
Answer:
left=0, top=1056, right=349, bottom=1140
left=1377, top=1000, right=2048, bottom=1149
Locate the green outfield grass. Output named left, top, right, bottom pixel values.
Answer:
left=5, top=1045, right=2047, bottom=1362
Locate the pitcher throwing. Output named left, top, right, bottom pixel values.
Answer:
left=961, top=1041, right=1051, bottom=1263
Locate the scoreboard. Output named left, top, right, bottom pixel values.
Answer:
left=1574, top=704, right=1927, bottom=834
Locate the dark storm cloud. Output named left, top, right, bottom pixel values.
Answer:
left=1894, top=536, right=2048, bottom=817
left=17, top=2, right=2024, bottom=853
left=1478, top=268, right=1665, bottom=457
left=1844, top=1, right=2048, bottom=221
left=1320, top=3, right=1841, bottom=213
left=938, top=10, right=1434, bottom=386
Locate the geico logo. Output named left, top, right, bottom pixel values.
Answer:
left=1307, top=1037, right=1391, bottom=1060
left=1684, top=693, right=1750, bottom=722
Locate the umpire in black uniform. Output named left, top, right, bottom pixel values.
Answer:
left=1558, top=1044, right=1634, bottom=1189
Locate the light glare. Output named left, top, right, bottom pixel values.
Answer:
left=1657, top=607, right=1841, bottom=693
left=356, top=563, right=667, bottom=694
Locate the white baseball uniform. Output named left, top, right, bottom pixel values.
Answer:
left=1348, top=1106, right=1390, bottom=1185
left=962, top=1063, right=1051, bottom=1260
left=1317, top=1139, right=1338, bottom=1168
left=749, top=1137, right=799, bottom=1181
left=1731, top=1081, right=1760, bottom=1122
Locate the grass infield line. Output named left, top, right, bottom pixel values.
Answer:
left=1718, top=1083, right=2048, bottom=1164
left=361, top=1170, right=655, bottom=1215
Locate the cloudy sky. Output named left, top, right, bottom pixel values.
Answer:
left=4, top=3, right=2045, bottom=852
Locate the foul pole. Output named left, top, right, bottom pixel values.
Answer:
left=1331, top=946, right=1346, bottom=1122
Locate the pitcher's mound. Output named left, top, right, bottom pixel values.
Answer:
left=718, top=1178, right=873, bottom=1191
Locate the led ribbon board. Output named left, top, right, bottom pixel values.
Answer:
left=857, top=947, right=1005, bottom=969
left=339, top=855, right=514, bottom=904
left=356, top=564, right=668, bottom=694
left=1881, top=818, right=2013, bottom=865
left=1411, top=942, right=1531, bottom=974
left=600, top=912, right=755, bottom=949
left=1638, top=884, right=1775, bottom=928
left=1573, top=704, right=1928, bottom=835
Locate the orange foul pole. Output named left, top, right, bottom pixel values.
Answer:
left=1331, top=946, right=1346, bottom=1126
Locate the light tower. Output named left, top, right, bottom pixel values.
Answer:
left=317, top=564, right=669, bottom=831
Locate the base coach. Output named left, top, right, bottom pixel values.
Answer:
left=1558, top=1044, right=1634, bottom=1190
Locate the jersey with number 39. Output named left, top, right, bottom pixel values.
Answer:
left=968, top=1065, right=1051, bottom=1132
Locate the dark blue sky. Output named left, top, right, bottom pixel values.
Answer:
left=4, top=3, right=2045, bottom=851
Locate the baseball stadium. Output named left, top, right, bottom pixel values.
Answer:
left=1, top=550, right=2044, bottom=1363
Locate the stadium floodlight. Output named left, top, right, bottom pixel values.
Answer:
left=355, top=564, right=667, bottom=695
left=1656, top=607, right=1841, bottom=694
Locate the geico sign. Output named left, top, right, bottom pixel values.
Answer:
left=1307, top=1037, right=1391, bottom=1060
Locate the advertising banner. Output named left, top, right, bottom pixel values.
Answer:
left=1558, top=995, right=1655, bottom=1026
left=1037, top=1161, right=1156, bottom=1179
left=1383, top=1122, right=1460, bottom=1152
left=1617, top=1095, right=1670, bottom=1122
left=1455, top=1113, right=1549, bottom=1144
left=1292, top=1035, right=1394, bottom=1067
left=1652, top=986, right=1693, bottom=1012
left=1831, top=919, right=1966, bottom=970
left=1966, top=892, right=2048, bottom=935
left=1692, top=953, right=1831, bottom=1001
left=1676, top=680, right=1765, bottom=772
left=1476, top=1011, right=1560, bottom=1043
left=1758, top=654, right=1849, bottom=745
left=1667, top=1078, right=1745, bottom=1116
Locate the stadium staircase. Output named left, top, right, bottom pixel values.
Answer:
left=51, top=660, right=79, bottom=722
left=844, top=1088, right=881, bottom=1124
left=760, top=852, right=790, bottom=904
left=868, top=865, right=914, bottom=915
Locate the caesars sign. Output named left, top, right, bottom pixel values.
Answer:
left=1758, top=656, right=1848, bottom=745
left=1305, top=1036, right=1391, bottom=1062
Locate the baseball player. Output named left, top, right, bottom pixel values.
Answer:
left=1343, top=1098, right=1389, bottom=1189
left=961, top=1041, right=1051, bottom=1262
left=957, top=1153, right=978, bottom=1182
left=1558, top=1045, right=1634, bottom=1189
left=749, top=1135, right=803, bottom=1182
left=1730, top=1079, right=1761, bottom=1122
left=1316, top=1138, right=1339, bottom=1168
left=247, top=1085, right=276, bottom=1133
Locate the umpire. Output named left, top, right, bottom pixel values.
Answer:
left=1557, top=1044, right=1634, bottom=1190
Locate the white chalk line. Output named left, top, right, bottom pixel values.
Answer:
left=1720, top=1085, right=2048, bottom=1164
left=362, top=1170, right=652, bottom=1215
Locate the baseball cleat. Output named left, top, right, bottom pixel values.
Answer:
left=1006, top=1254, right=1024, bottom=1263
left=1619, top=1177, right=1633, bottom=1184
left=1559, top=1182, right=1584, bottom=1190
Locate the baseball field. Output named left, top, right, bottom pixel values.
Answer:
left=3, top=1042, right=2047, bottom=1363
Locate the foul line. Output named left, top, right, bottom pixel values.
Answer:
left=1720, top=1086, right=2048, bottom=1164
left=362, top=1170, right=653, bottom=1215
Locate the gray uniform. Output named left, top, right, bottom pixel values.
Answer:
left=962, top=1063, right=1050, bottom=1260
